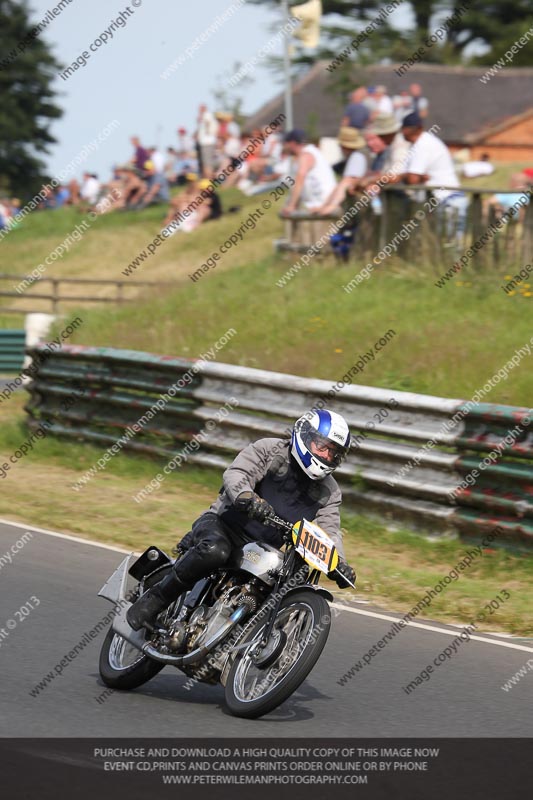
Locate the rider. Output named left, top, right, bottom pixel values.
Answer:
left=127, top=409, right=357, bottom=631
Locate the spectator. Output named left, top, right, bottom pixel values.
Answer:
left=392, top=90, right=412, bottom=123
left=400, top=112, right=468, bottom=234
left=177, top=127, right=193, bottom=156
left=372, top=85, right=393, bottom=116
left=196, top=104, right=219, bottom=177
left=360, top=114, right=410, bottom=187
left=316, top=127, right=368, bottom=214
left=341, top=87, right=371, bottom=130
left=137, top=160, right=170, bottom=207
left=80, top=172, right=101, bottom=205
left=408, top=83, right=429, bottom=119
left=162, top=176, right=222, bottom=234
left=486, top=173, right=529, bottom=221
left=462, top=153, right=494, bottom=178
left=149, top=146, right=165, bottom=174
left=131, top=136, right=150, bottom=172
left=280, top=129, right=337, bottom=215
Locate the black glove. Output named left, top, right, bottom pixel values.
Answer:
left=235, top=491, right=275, bottom=522
left=329, top=559, right=356, bottom=589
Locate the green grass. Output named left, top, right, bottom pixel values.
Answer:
left=1, top=164, right=532, bottom=637
left=2, top=168, right=531, bottom=404
left=1, top=393, right=531, bottom=635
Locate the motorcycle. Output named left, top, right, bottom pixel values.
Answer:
left=97, top=514, right=351, bottom=719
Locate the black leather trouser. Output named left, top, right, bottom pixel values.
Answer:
left=172, top=512, right=235, bottom=587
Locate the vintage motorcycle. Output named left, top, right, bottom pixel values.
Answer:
left=98, top=514, right=350, bottom=718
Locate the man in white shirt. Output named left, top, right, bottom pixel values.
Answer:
left=400, top=112, right=468, bottom=233
left=280, top=129, right=337, bottom=214
left=196, top=105, right=219, bottom=176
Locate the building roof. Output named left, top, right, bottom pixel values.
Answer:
left=246, top=62, right=533, bottom=144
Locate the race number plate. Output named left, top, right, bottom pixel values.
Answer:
left=292, top=519, right=339, bottom=574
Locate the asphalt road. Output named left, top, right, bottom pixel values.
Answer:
left=1, top=518, right=532, bottom=737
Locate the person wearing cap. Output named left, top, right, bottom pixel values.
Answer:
left=315, top=127, right=368, bottom=215
left=398, top=112, right=468, bottom=234
left=280, top=129, right=337, bottom=216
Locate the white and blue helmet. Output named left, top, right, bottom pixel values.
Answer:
left=291, top=409, right=351, bottom=480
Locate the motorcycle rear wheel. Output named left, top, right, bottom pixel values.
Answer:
left=224, top=590, right=330, bottom=719
left=98, top=566, right=175, bottom=690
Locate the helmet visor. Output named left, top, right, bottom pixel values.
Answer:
left=300, top=422, right=348, bottom=467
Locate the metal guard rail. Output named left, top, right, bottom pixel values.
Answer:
left=24, top=344, right=533, bottom=549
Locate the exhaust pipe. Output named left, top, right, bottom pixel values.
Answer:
left=112, top=602, right=249, bottom=667
left=143, top=604, right=249, bottom=666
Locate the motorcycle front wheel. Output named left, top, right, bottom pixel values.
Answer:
left=224, top=589, right=331, bottom=719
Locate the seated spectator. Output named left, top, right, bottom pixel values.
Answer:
left=486, top=173, right=529, bottom=221
left=54, top=185, right=70, bottom=207
left=162, top=175, right=222, bottom=234
left=80, top=172, right=101, bottom=205
left=110, top=165, right=147, bottom=208
left=137, top=160, right=170, bottom=207
left=280, top=129, right=337, bottom=215
left=315, top=127, right=368, bottom=214
left=341, top=87, right=370, bottom=130
left=462, top=153, right=494, bottom=178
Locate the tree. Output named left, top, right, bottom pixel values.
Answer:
left=0, top=0, right=63, bottom=200
left=248, top=0, right=533, bottom=67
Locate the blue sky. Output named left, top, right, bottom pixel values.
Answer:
left=28, top=0, right=417, bottom=182
left=30, top=0, right=286, bottom=180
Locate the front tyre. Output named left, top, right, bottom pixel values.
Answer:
left=224, top=590, right=331, bottom=719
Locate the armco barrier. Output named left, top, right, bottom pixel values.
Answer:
left=0, top=329, right=26, bottom=372
left=24, top=344, right=533, bottom=549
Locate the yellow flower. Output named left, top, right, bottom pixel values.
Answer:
left=504, top=275, right=513, bottom=280
left=508, top=290, right=516, bottom=296
left=456, top=281, right=463, bottom=286
left=334, top=348, right=343, bottom=353
left=524, top=292, right=532, bottom=297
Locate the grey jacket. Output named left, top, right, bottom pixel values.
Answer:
left=208, top=437, right=345, bottom=557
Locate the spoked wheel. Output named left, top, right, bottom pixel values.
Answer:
left=224, top=590, right=331, bottom=719
left=98, top=566, right=176, bottom=690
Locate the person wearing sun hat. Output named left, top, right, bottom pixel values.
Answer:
left=314, top=126, right=369, bottom=215
left=357, top=112, right=411, bottom=190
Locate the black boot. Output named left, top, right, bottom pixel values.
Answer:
left=127, top=570, right=190, bottom=631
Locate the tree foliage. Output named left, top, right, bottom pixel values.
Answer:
left=0, top=0, right=63, bottom=199
left=249, top=0, right=533, bottom=67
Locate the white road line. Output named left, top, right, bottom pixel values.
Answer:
left=331, top=603, right=533, bottom=654
left=0, top=517, right=133, bottom=555
left=2, top=517, right=532, bottom=654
